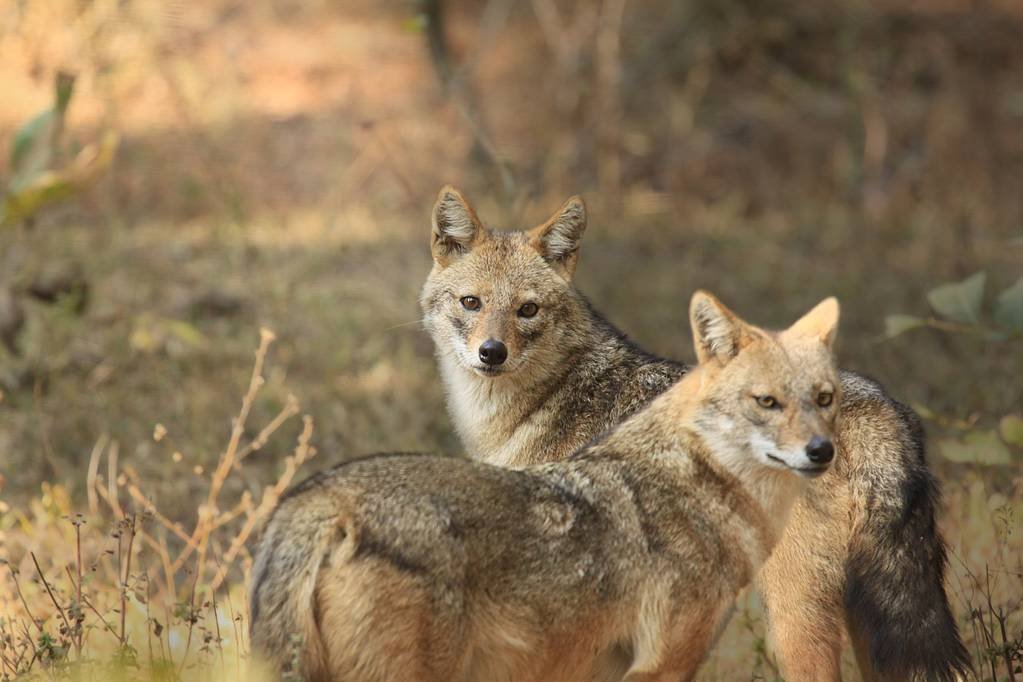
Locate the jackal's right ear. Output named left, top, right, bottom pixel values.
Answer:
left=432, top=186, right=484, bottom=266
left=689, top=291, right=761, bottom=365
left=787, top=297, right=840, bottom=349
left=529, top=196, right=587, bottom=279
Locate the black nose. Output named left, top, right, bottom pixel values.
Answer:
left=805, top=436, right=835, bottom=464
left=478, top=339, right=508, bottom=366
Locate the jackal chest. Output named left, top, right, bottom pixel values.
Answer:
left=441, top=364, right=555, bottom=466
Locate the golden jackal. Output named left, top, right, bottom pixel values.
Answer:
left=419, top=186, right=969, bottom=681
left=251, top=291, right=843, bottom=682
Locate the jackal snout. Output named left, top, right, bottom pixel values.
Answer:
left=804, top=434, right=835, bottom=464
left=478, top=338, right=508, bottom=366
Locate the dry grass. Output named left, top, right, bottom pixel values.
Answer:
left=2, top=331, right=311, bottom=680
left=1, top=0, right=1021, bottom=679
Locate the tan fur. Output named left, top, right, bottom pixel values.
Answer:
left=420, top=188, right=968, bottom=682
left=250, top=292, right=844, bottom=681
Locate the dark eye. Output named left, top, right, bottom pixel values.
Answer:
left=518, top=302, right=539, bottom=318
left=817, top=392, right=834, bottom=408
left=755, top=395, right=780, bottom=409
left=460, top=296, right=481, bottom=311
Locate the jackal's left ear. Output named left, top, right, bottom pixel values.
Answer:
left=788, top=297, right=840, bottom=349
left=689, top=291, right=761, bottom=365
left=432, top=186, right=485, bottom=266
left=529, top=196, right=587, bottom=279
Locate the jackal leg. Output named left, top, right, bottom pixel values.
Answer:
left=314, top=559, right=457, bottom=682
left=758, top=491, right=849, bottom=682
left=624, top=602, right=731, bottom=682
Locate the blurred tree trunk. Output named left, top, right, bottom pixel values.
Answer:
left=595, top=0, right=627, bottom=207
left=423, top=0, right=516, bottom=199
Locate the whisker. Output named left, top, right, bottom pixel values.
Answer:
left=380, top=318, right=428, bottom=333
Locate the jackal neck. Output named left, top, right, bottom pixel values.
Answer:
left=439, top=295, right=677, bottom=466
left=590, top=368, right=798, bottom=559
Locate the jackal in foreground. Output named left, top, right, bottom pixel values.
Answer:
left=419, top=187, right=969, bottom=681
left=251, top=291, right=843, bottom=681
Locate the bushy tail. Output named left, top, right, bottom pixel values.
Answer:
left=841, top=387, right=971, bottom=681
left=249, top=473, right=356, bottom=680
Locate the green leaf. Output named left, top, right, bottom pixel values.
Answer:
left=401, top=14, right=427, bottom=33
left=1, top=170, right=76, bottom=226
left=130, top=314, right=205, bottom=354
left=1000, top=414, right=1023, bottom=447
left=165, top=319, right=205, bottom=348
left=993, top=277, right=1023, bottom=332
left=884, top=314, right=925, bottom=339
left=927, top=272, right=986, bottom=325
left=9, top=110, right=53, bottom=172
left=2, top=131, right=118, bottom=227
left=7, top=73, right=75, bottom=194
left=939, top=430, right=1011, bottom=465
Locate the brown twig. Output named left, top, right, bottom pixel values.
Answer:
left=80, top=595, right=120, bottom=641
left=595, top=0, right=627, bottom=205
left=86, top=434, right=107, bottom=514
left=8, top=568, right=41, bottom=633
left=209, top=415, right=315, bottom=590
left=187, top=328, right=275, bottom=587
left=74, top=518, right=83, bottom=656
left=177, top=559, right=201, bottom=675
left=28, top=552, right=72, bottom=644
left=107, top=440, right=122, bottom=518
left=210, top=586, right=225, bottom=670
left=119, top=513, right=137, bottom=645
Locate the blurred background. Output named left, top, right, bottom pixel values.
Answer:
left=1, top=0, right=1021, bottom=678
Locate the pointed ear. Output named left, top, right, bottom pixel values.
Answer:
left=528, top=196, right=587, bottom=279
left=787, top=297, right=840, bottom=349
left=689, top=291, right=760, bottom=365
left=432, top=186, right=484, bottom=266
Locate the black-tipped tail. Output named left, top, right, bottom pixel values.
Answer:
left=844, top=400, right=971, bottom=681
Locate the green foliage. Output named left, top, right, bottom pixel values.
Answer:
left=2, top=72, right=118, bottom=227
left=37, top=630, right=71, bottom=664
left=993, top=276, right=1023, bottom=332
left=1000, top=415, right=1023, bottom=448
left=10, top=109, right=59, bottom=190
left=926, top=271, right=986, bottom=325
left=938, top=430, right=1012, bottom=466
left=883, top=313, right=925, bottom=338
left=400, top=13, right=427, bottom=33
left=886, top=271, right=1022, bottom=468
left=885, top=270, right=1023, bottom=340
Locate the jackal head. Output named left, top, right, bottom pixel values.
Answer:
left=688, top=291, right=841, bottom=478
left=420, top=186, right=589, bottom=380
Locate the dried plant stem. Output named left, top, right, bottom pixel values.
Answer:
left=80, top=595, right=120, bottom=641
left=210, top=587, right=225, bottom=669
left=210, top=415, right=314, bottom=590
left=218, top=559, right=243, bottom=678
left=119, top=514, right=137, bottom=645
left=29, top=552, right=72, bottom=641
left=208, top=328, right=275, bottom=508
left=75, top=521, right=83, bottom=656
left=86, top=434, right=108, bottom=514
left=232, top=394, right=300, bottom=468
left=188, top=328, right=275, bottom=586
left=3, top=326, right=317, bottom=678
left=107, top=441, right=122, bottom=517
left=177, top=557, right=201, bottom=675
left=125, top=483, right=195, bottom=547
left=9, top=569, right=41, bottom=633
